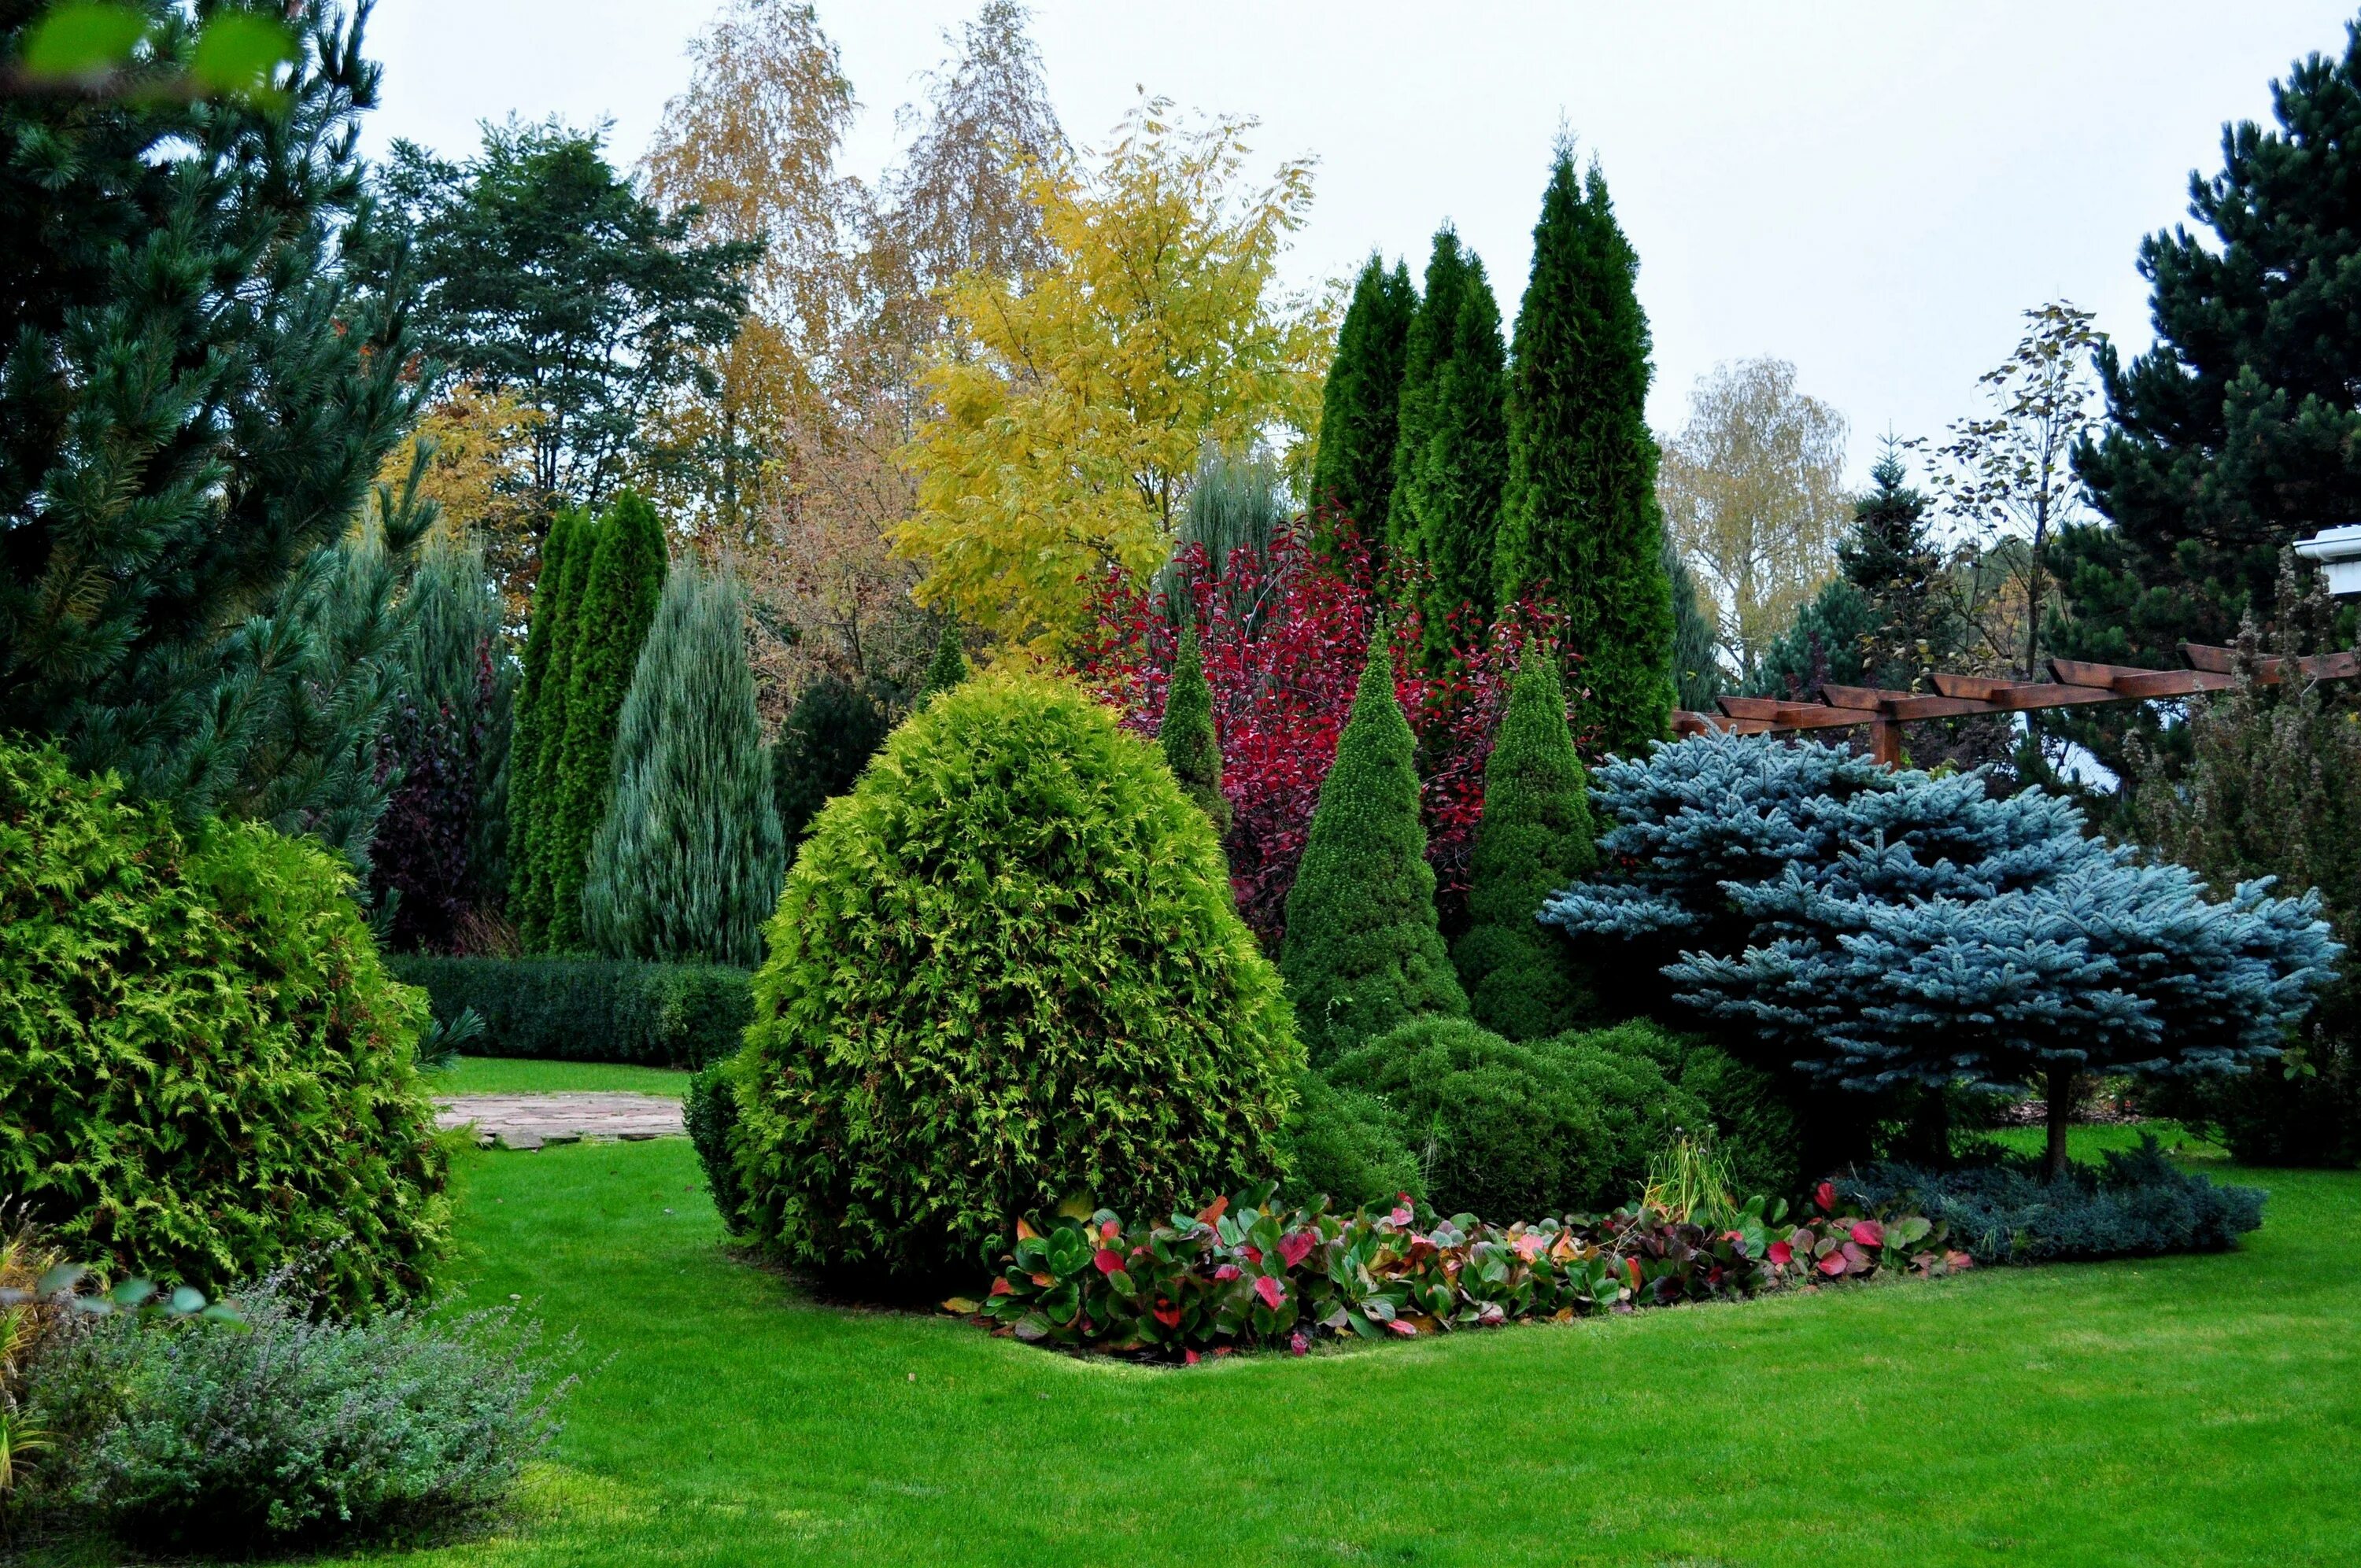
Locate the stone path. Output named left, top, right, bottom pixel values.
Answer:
left=434, top=1093, right=685, bottom=1151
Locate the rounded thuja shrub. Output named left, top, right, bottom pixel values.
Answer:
left=730, top=674, right=1301, bottom=1285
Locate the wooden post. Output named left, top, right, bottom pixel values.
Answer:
left=1868, top=718, right=1902, bottom=768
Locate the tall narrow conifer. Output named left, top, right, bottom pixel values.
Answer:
left=1387, top=231, right=1472, bottom=563
left=513, top=510, right=598, bottom=946
left=544, top=490, right=667, bottom=950
left=1310, top=255, right=1416, bottom=552
left=1452, top=644, right=1596, bottom=1038
left=1280, top=639, right=1467, bottom=1064
left=1403, top=253, right=1509, bottom=670
left=1494, top=148, right=1676, bottom=755
left=1160, top=621, right=1229, bottom=834
left=505, top=509, right=580, bottom=937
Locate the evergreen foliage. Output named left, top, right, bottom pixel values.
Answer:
left=1395, top=236, right=1510, bottom=668
left=1387, top=231, right=1472, bottom=562
left=771, top=675, right=890, bottom=850
left=1665, top=539, right=1724, bottom=712
left=727, top=674, right=1300, bottom=1283
left=1309, top=253, right=1416, bottom=552
left=920, top=622, right=969, bottom=703
left=1583, top=1022, right=1803, bottom=1202
left=543, top=491, right=667, bottom=950
left=1742, top=577, right=1874, bottom=699
left=1493, top=149, right=1676, bottom=755
left=394, top=954, right=751, bottom=1068
left=1452, top=644, right=1596, bottom=1038
left=1273, top=1071, right=1423, bottom=1212
left=1158, top=444, right=1286, bottom=629
left=512, top=510, right=599, bottom=946
left=1279, top=640, right=1467, bottom=1064
left=0, top=740, right=449, bottom=1310
left=1837, top=442, right=1952, bottom=691
left=1542, top=732, right=2341, bottom=1175
left=584, top=563, right=783, bottom=965
left=2064, top=20, right=2361, bottom=669
left=1328, top=1016, right=1708, bottom=1220
left=1159, top=621, right=1229, bottom=834
left=0, top=5, right=428, bottom=845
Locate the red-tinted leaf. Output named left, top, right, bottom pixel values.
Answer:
left=1767, top=1241, right=1794, bottom=1267
left=1278, top=1230, right=1316, bottom=1267
left=1152, top=1301, right=1181, bottom=1328
left=988, top=1276, right=1014, bottom=1297
left=1254, top=1275, right=1285, bottom=1310
left=1385, top=1317, right=1417, bottom=1337
left=1816, top=1252, right=1848, bottom=1277
left=1814, top=1181, right=1837, bottom=1213
left=1213, top=1263, right=1240, bottom=1282
left=1289, top=1330, right=1310, bottom=1356
left=1093, top=1248, right=1123, bottom=1275
left=1197, top=1195, right=1229, bottom=1227
left=1849, top=1219, right=1884, bottom=1249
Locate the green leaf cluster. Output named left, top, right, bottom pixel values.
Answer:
left=724, top=673, right=1301, bottom=1284
left=0, top=740, right=449, bottom=1311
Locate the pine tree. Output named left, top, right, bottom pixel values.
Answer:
left=1838, top=442, right=1950, bottom=692
left=2065, top=19, right=2361, bottom=670
left=512, top=511, right=598, bottom=946
left=772, top=675, right=890, bottom=850
left=920, top=622, right=969, bottom=703
left=1453, top=644, right=1596, bottom=1038
left=543, top=490, right=667, bottom=950
left=1280, top=639, right=1467, bottom=1064
left=1493, top=148, right=1676, bottom=756
left=1309, top=254, right=1416, bottom=553
left=1665, top=539, right=1724, bottom=713
left=1160, top=620, right=1229, bottom=834
left=1387, top=231, right=1472, bottom=563
left=583, top=563, right=783, bottom=965
left=0, top=6, right=425, bottom=838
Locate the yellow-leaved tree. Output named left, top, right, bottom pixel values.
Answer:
left=894, top=98, right=1326, bottom=660
left=372, top=382, right=545, bottom=625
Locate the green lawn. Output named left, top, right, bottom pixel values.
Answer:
left=427, top=1057, right=691, bottom=1098
left=359, top=1134, right=2361, bottom=1568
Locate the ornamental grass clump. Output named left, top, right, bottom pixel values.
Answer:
left=726, top=674, right=1301, bottom=1286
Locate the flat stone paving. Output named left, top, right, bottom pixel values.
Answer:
left=434, top=1093, right=685, bottom=1151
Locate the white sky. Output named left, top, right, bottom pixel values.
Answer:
left=360, top=0, right=2355, bottom=483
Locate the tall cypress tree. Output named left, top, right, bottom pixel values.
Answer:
left=1387, top=231, right=1472, bottom=563
left=505, top=507, right=582, bottom=935
left=583, top=563, right=782, bottom=965
left=514, top=511, right=598, bottom=946
left=1452, top=644, right=1596, bottom=1039
left=1493, top=148, right=1676, bottom=756
left=1160, top=621, right=1229, bottom=834
left=1280, top=639, right=1467, bottom=1064
left=1310, top=255, right=1416, bottom=553
left=543, top=490, right=667, bottom=950
left=2065, top=20, right=2361, bottom=670
left=1405, top=255, right=1510, bottom=670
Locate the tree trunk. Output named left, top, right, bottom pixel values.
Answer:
left=2043, top=1069, right=2076, bottom=1182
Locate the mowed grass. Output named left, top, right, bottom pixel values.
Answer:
left=427, top=1057, right=690, bottom=1098
left=365, top=1134, right=2361, bottom=1568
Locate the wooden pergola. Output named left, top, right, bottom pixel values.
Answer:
left=1672, top=644, right=2361, bottom=766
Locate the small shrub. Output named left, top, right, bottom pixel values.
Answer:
left=1276, top=1072, right=1423, bottom=1212
left=1838, top=1137, right=2266, bottom=1264
left=771, top=674, right=890, bottom=850
left=1579, top=1021, right=1805, bottom=1201
left=0, top=741, right=449, bottom=1311
left=733, top=674, right=1300, bottom=1285
left=391, top=955, right=752, bottom=1068
left=26, top=1276, right=567, bottom=1554
left=686, top=1053, right=750, bottom=1233
left=1328, top=1017, right=1709, bottom=1221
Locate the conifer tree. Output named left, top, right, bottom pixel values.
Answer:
left=1454, top=645, right=1597, bottom=1038
left=1837, top=442, right=1950, bottom=692
left=544, top=491, right=667, bottom=950
left=771, top=675, right=889, bottom=850
left=1280, top=639, right=1467, bottom=1064
left=1387, top=231, right=1472, bottom=563
left=1404, top=253, right=1509, bottom=669
left=583, top=563, right=782, bottom=965
left=1160, top=621, right=1229, bottom=834
left=1493, top=148, right=1676, bottom=756
left=512, top=511, right=599, bottom=946
left=1665, top=539, right=1724, bottom=713
left=504, top=509, right=582, bottom=937
left=1309, top=254, right=1416, bottom=552
left=920, top=622, right=969, bottom=703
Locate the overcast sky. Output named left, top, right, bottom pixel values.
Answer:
left=360, top=0, right=2355, bottom=483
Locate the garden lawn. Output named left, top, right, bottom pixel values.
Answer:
left=429, top=1057, right=690, bottom=1098
left=379, top=1137, right=2359, bottom=1568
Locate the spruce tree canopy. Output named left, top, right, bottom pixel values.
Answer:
left=1838, top=444, right=1953, bottom=692
left=1494, top=149, right=1676, bottom=756
left=1280, top=639, right=1467, bottom=1063
left=1309, top=254, right=1416, bottom=552
left=920, top=622, right=969, bottom=703
left=2066, top=20, right=2361, bottom=663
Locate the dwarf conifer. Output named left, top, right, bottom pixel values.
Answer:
left=1160, top=621, right=1229, bottom=835
left=920, top=622, right=970, bottom=703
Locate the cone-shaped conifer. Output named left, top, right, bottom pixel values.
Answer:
left=1280, top=639, right=1467, bottom=1064
left=1387, top=231, right=1472, bottom=563
left=1403, top=251, right=1509, bottom=670
left=512, top=509, right=597, bottom=946
left=920, top=622, right=969, bottom=704
left=543, top=490, right=667, bottom=950
left=1160, top=620, right=1229, bottom=835
left=1452, top=644, right=1597, bottom=1037
left=1494, top=148, right=1675, bottom=755
left=583, top=563, right=783, bottom=965
left=1310, top=254, right=1416, bottom=552
left=506, top=509, right=582, bottom=943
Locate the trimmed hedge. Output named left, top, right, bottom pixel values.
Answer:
left=390, top=956, right=752, bottom=1069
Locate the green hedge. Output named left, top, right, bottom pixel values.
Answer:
left=390, top=956, right=752, bottom=1068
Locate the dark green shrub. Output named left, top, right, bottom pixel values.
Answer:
left=391, top=955, right=751, bottom=1068
left=1838, top=1138, right=2265, bottom=1264
left=1328, top=1016, right=1706, bottom=1221
left=1159, top=621, right=1229, bottom=834
left=1577, top=1020, right=1805, bottom=1200
left=771, top=674, right=890, bottom=850
left=918, top=622, right=968, bottom=703
left=28, top=1277, right=566, bottom=1553
left=731, top=674, right=1299, bottom=1285
left=1280, top=640, right=1467, bottom=1064
left=1276, top=1072, right=1422, bottom=1212
left=0, top=742, right=449, bottom=1311
left=686, top=1052, right=751, bottom=1232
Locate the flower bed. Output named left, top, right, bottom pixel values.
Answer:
left=959, top=1183, right=1967, bottom=1362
